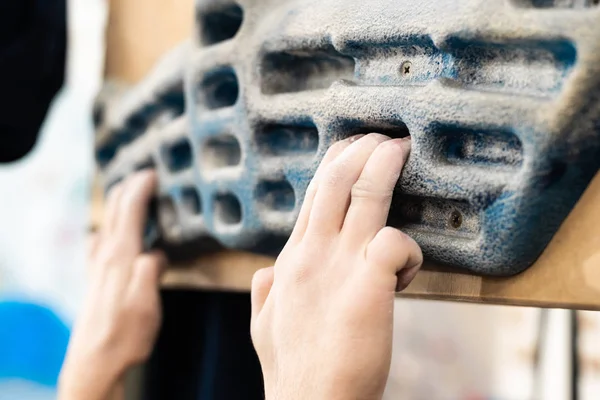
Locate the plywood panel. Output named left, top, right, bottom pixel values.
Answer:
left=104, top=0, right=194, bottom=83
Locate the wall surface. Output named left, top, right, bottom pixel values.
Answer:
left=104, top=0, right=194, bottom=83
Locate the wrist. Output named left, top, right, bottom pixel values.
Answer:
left=59, top=370, right=124, bottom=400
left=58, top=350, right=124, bottom=400
left=265, top=379, right=363, bottom=400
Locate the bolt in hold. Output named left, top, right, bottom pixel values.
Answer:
left=400, top=61, right=412, bottom=76
left=450, top=210, right=463, bottom=229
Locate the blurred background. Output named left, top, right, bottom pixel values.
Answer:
left=0, top=0, right=102, bottom=398
left=0, top=1, right=599, bottom=399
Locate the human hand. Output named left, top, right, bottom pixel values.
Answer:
left=59, top=170, right=166, bottom=400
left=250, top=134, right=423, bottom=400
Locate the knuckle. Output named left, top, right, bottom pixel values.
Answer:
left=289, top=264, right=313, bottom=286
left=351, top=178, right=391, bottom=201
left=384, top=226, right=407, bottom=244
left=278, top=244, right=324, bottom=286
left=145, top=251, right=167, bottom=268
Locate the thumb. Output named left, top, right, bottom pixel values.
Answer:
left=251, top=266, right=275, bottom=320
left=366, top=227, right=423, bottom=292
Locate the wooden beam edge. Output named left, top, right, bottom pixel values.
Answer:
left=96, top=171, right=600, bottom=310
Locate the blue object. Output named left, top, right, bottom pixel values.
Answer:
left=0, top=300, right=70, bottom=388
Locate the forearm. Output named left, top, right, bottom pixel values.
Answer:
left=58, top=357, right=125, bottom=400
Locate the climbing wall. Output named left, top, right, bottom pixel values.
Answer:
left=95, top=0, right=600, bottom=275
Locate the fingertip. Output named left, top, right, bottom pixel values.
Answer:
left=114, top=170, right=159, bottom=240
left=361, top=132, right=391, bottom=145
left=131, top=169, right=158, bottom=191
left=366, top=227, right=423, bottom=277
left=146, top=248, right=168, bottom=262
left=376, top=137, right=412, bottom=178
left=386, top=136, right=411, bottom=154
left=348, top=134, right=365, bottom=143
left=147, top=250, right=169, bottom=275
left=399, top=230, right=423, bottom=268
left=120, top=169, right=156, bottom=197
left=395, top=264, right=421, bottom=292
left=326, top=136, right=355, bottom=158
left=139, top=168, right=158, bottom=182
left=395, top=234, right=423, bottom=292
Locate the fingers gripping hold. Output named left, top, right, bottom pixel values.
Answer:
left=287, top=135, right=359, bottom=244
left=305, top=134, right=390, bottom=237
left=342, top=137, right=411, bottom=245
left=104, top=183, right=125, bottom=234
left=116, top=171, right=158, bottom=240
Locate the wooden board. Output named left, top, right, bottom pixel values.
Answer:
left=91, top=172, right=600, bottom=310
left=104, top=0, right=194, bottom=83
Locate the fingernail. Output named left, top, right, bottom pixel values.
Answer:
left=401, top=135, right=412, bottom=141
left=348, top=134, right=365, bottom=143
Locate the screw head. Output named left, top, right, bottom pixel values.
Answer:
left=400, top=61, right=412, bottom=76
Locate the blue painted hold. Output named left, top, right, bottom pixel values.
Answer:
left=94, top=0, right=600, bottom=275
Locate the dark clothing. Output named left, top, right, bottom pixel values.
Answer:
left=143, top=290, right=264, bottom=400
left=0, top=0, right=67, bottom=163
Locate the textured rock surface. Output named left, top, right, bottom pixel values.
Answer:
left=95, top=0, right=600, bottom=275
